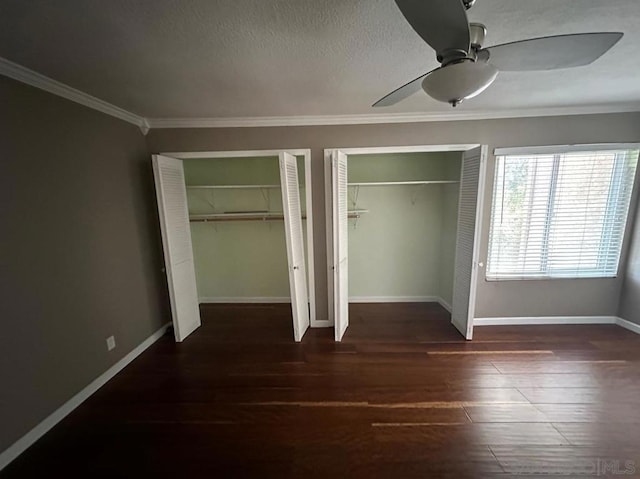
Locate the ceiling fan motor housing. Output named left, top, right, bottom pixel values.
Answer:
left=469, top=23, right=487, bottom=51
left=439, top=23, right=486, bottom=65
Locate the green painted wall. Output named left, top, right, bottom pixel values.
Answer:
left=348, top=152, right=460, bottom=182
left=184, top=152, right=459, bottom=303
left=347, top=152, right=461, bottom=302
left=184, top=156, right=306, bottom=300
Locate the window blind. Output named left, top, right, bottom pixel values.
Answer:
left=487, top=149, right=638, bottom=279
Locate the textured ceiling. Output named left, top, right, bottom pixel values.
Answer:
left=1, top=0, right=639, bottom=119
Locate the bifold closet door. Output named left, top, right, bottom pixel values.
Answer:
left=152, top=154, right=201, bottom=342
left=332, top=150, right=349, bottom=341
left=451, top=146, right=488, bottom=340
left=279, top=152, right=310, bottom=342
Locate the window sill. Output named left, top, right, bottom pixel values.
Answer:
left=485, top=275, right=618, bottom=282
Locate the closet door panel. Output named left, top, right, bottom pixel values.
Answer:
left=324, top=152, right=335, bottom=326
left=332, top=150, right=349, bottom=341
left=451, top=146, right=488, bottom=340
left=152, top=154, right=201, bottom=342
left=279, top=152, right=310, bottom=342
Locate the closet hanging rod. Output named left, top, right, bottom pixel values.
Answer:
left=189, top=209, right=369, bottom=223
left=191, top=215, right=289, bottom=223
left=188, top=184, right=277, bottom=189
left=348, top=180, right=459, bottom=186
left=187, top=184, right=306, bottom=190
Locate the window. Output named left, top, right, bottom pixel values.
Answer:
left=487, top=148, right=638, bottom=279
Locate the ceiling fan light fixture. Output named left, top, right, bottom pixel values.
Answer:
left=421, top=60, right=498, bottom=107
left=374, top=2, right=623, bottom=108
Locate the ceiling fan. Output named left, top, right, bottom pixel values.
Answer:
left=373, top=0, right=623, bottom=108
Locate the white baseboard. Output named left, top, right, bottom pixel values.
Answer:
left=473, top=315, right=640, bottom=336
left=348, top=296, right=441, bottom=303
left=0, top=322, right=170, bottom=471
left=616, top=317, right=640, bottom=335
left=473, top=316, right=619, bottom=326
left=199, top=297, right=290, bottom=304
left=473, top=316, right=640, bottom=334
left=437, top=298, right=452, bottom=313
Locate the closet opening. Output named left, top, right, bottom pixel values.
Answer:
left=152, top=149, right=315, bottom=343
left=325, top=145, right=487, bottom=342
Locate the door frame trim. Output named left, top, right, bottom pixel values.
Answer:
left=161, top=149, right=317, bottom=327
left=323, top=144, right=482, bottom=329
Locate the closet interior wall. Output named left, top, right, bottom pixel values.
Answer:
left=183, top=156, right=308, bottom=303
left=347, top=152, right=462, bottom=308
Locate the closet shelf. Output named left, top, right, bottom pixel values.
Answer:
left=188, top=184, right=277, bottom=189
left=187, top=184, right=305, bottom=190
left=190, top=209, right=369, bottom=223
left=188, top=181, right=456, bottom=190
left=348, top=180, right=459, bottom=186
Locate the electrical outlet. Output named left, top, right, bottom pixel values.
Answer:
left=106, top=336, right=116, bottom=351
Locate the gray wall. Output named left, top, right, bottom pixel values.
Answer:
left=146, top=112, right=640, bottom=320
left=0, top=76, right=168, bottom=453
left=347, top=152, right=461, bottom=302
left=619, top=190, right=640, bottom=325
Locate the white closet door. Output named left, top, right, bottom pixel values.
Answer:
left=279, top=152, right=310, bottom=342
left=332, top=150, right=349, bottom=342
left=451, top=146, right=488, bottom=340
left=152, top=154, right=201, bottom=342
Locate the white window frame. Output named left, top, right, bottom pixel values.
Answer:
left=488, top=143, right=640, bottom=281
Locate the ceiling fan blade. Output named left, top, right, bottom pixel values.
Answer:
left=395, top=0, right=470, bottom=60
left=480, top=32, right=623, bottom=71
left=372, top=69, right=437, bottom=107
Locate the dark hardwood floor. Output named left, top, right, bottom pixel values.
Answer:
left=4, top=303, right=640, bottom=478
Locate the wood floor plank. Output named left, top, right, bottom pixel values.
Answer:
left=534, top=403, right=640, bottom=423
left=369, top=406, right=471, bottom=425
left=490, top=359, right=630, bottom=374
left=490, top=445, right=640, bottom=477
left=367, top=386, right=530, bottom=405
left=465, top=404, right=550, bottom=423
left=373, top=423, right=569, bottom=446
left=3, top=302, right=640, bottom=479
left=552, top=422, right=640, bottom=446
left=518, top=387, right=640, bottom=404
left=447, top=373, right=598, bottom=388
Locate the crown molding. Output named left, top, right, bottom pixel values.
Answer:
left=0, top=56, right=148, bottom=132
left=3, top=55, right=640, bottom=132
left=146, top=103, right=640, bottom=129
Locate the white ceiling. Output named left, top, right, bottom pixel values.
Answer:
left=1, top=0, right=639, bottom=120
